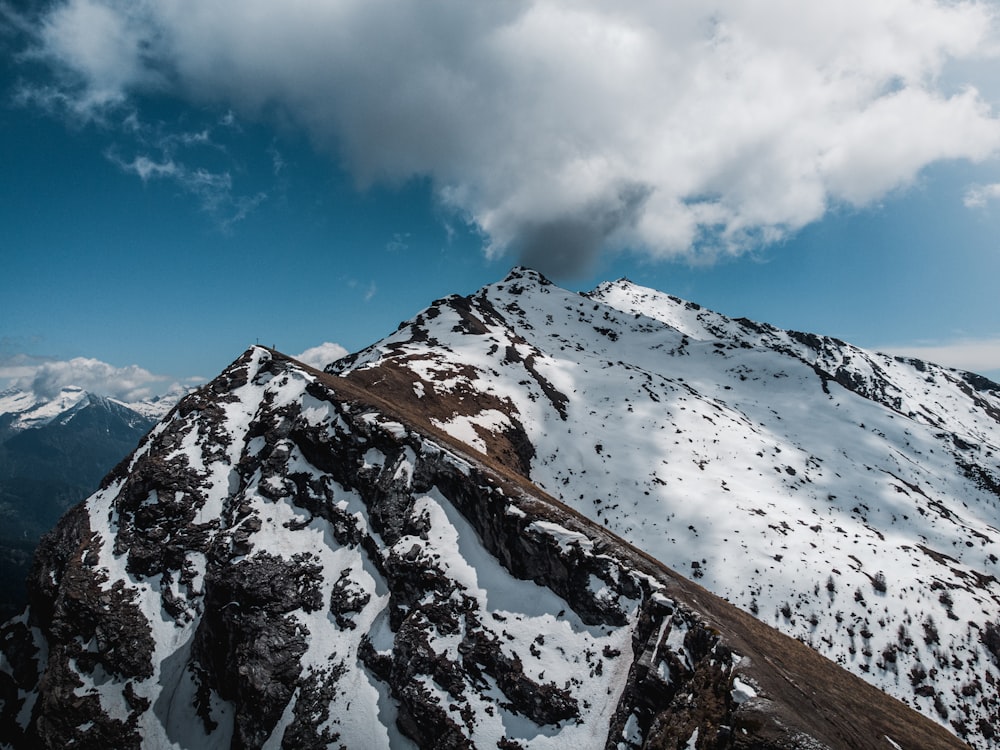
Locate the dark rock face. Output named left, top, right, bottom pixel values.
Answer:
left=0, top=347, right=971, bottom=749
left=6, top=501, right=155, bottom=750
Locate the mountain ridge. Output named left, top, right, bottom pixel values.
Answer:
left=0, top=386, right=187, bottom=620
left=1, top=267, right=997, bottom=747
left=1, top=345, right=968, bottom=749
left=328, top=266, right=1000, bottom=746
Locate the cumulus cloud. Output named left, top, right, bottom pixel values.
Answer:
left=2, top=355, right=174, bottom=402
left=23, top=0, right=1000, bottom=275
left=294, top=342, right=349, bottom=370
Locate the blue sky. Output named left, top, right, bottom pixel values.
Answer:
left=2, top=0, right=1000, bottom=399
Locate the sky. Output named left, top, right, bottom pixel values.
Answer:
left=2, top=0, right=1000, bottom=402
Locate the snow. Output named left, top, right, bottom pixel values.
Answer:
left=31, top=341, right=656, bottom=747
left=384, top=487, right=638, bottom=748
left=0, top=382, right=189, bottom=434
left=505, top=503, right=527, bottom=519
left=0, top=386, right=89, bottom=431
left=333, top=269, right=1000, bottom=746
left=15, top=271, right=1000, bottom=748
left=431, top=409, right=509, bottom=455
left=526, top=520, right=594, bottom=552
left=622, top=713, right=642, bottom=745
left=393, top=446, right=417, bottom=485
left=731, top=677, right=758, bottom=704
left=363, top=447, right=386, bottom=468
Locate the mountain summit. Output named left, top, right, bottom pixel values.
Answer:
left=1, top=268, right=996, bottom=748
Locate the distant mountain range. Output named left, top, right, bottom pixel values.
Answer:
left=0, top=385, right=186, bottom=619
left=1, top=267, right=997, bottom=748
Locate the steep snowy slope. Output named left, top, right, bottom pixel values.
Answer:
left=0, top=347, right=965, bottom=749
left=333, top=267, right=1000, bottom=747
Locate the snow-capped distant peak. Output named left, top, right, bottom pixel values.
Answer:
left=119, top=385, right=192, bottom=421
left=0, top=383, right=190, bottom=435
left=0, top=385, right=91, bottom=432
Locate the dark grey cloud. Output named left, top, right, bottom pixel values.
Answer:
left=516, top=183, right=653, bottom=278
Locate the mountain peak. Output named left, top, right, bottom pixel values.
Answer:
left=330, top=270, right=1000, bottom=747
left=500, top=265, right=554, bottom=287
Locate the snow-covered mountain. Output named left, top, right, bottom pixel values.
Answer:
left=0, top=384, right=184, bottom=438
left=0, top=385, right=188, bottom=619
left=0, top=267, right=995, bottom=748
left=331, top=267, right=1000, bottom=747
left=0, top=345, right=965, bottom=750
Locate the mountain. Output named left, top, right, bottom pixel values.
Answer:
left=0, top=267, right=996, bottom=748
left=0, top=346, right=966, bottom=750
left=0, top=386, right=185, bottom=620
left=329, top=267, right=1000, bottom=746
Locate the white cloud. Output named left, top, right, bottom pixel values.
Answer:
left=2, top=355, right=175, bottom=402
left=28, top=0, right=164, bottom=117
left=106, top=150, right=267, bottom=229
left=24, top=0, right=1000, bottom=275
left=294, top=342, right=349, bottom=370
left=964, top=182, right=1000, bottom=207
left=881, top=337, right=1000, bottom=378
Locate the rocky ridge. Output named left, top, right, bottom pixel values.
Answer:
left=0, top=345, right=967, bottom=749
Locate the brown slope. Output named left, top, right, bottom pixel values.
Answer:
left=271, top=347, right=969, bottom=750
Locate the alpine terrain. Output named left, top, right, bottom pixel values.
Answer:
left=0, top=386, right=184, bottom=619
left=0, top=267, right=996, bottom=749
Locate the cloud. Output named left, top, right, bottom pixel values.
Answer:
left=964, top=182, right=1000, bottom=207
left=0, top=353, right=46, bottom=383
left=107, top=150, right=267, bottom=228
left=1, top=354, right=175, bottom=402
left=22, top=0, right=1000, bottom=276
left=386, top=232, right=411, bottom=253
left=881, top=337, right=1000, bottom=378
left=100, top=112, right=268, bottom=228
left=294, top=342, right=349, bottom=370
left=345, top=278, right=378, bottom=302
